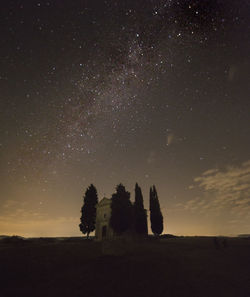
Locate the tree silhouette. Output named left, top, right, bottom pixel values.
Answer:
left=110, top=183, right=132, bottom=235
left=79, top=184, right=98, bottom=239
left=134, top=183, right=148, bottom=235
left=149, top=185, right=163, bottom=236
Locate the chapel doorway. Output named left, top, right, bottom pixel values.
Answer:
left=102, top=225, right=107, bottom=238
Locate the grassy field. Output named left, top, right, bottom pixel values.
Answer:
left=0, top=236, right=249, bottom=297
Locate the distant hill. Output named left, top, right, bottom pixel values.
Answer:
left=238, top=234, right=250, bottom=238
left=0, top=235, right=10, bottom=238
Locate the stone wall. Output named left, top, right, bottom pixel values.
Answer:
left=95, top=198, right=114, bottom=241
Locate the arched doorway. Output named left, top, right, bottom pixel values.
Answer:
left=102, top=225, right=107, bottom=238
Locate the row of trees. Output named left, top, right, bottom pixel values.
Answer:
left=79, top=183, right=164, bottom=238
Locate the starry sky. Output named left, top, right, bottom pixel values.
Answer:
left=0, top=0, right=249, bottom=237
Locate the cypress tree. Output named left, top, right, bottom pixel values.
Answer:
left=149, top=185, right=163, bottom=236
left=110, top=183, right=132, bottom=235
left=134, top=183, right=148, bottom=235
left=79, top=184, right=98, bottom=239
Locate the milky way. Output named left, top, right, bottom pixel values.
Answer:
left=8, top=0, right=227, bottom=169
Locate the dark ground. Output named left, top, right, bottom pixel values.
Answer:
left=0, top=236, right=250, bottom=297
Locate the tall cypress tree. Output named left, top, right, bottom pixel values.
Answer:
left=110, top=183, right=132, bottom=235
left=149, top=185, right=163, bottom=236
left=134, top=183, right=148, bottom=235
left=79, top=184, right=98, bottom=239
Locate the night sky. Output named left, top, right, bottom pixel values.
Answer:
left=1, top=0, right=249, bottom=237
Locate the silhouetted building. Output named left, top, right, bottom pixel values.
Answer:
left=95, top=197, right=148, bottom=241
left=95, top=198, right=114, bottom=241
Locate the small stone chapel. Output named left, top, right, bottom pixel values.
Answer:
left=95, top=196, right=148, bottom=241
left=95, top=197, right=114, bottom=241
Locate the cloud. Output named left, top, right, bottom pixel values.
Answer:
left=202, top=168, right=219, bottom=176
left=0, top=199, right=81, bottom=237
left=0, top=215, right=80, bottom=237
left=183, top=160, right=250, bottom=218
left=167, top=133, right=174, bottom=146
left=0, top=199, right=45, bottom=221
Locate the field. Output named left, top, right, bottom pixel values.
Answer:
left=0, top=236, right=250, bottom=297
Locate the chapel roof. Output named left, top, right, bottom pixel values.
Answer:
left=97, top=197, right=111, bottom=206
